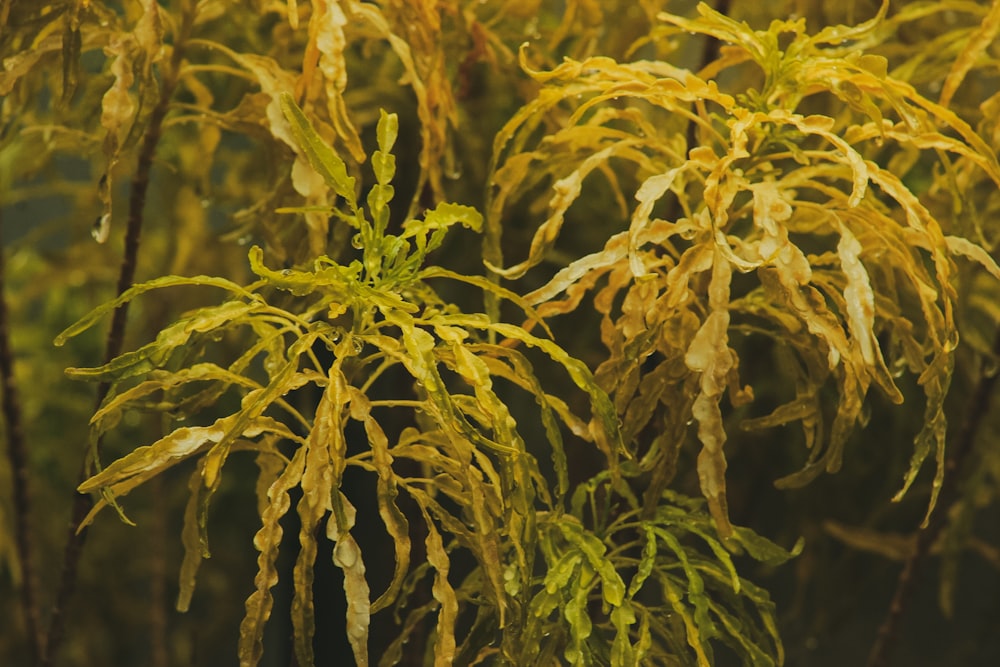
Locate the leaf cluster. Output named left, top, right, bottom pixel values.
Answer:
left=55, top=91, right=801, bottom=665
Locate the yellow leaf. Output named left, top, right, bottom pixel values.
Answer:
left=328, top=494, right=371, bottom=666
left=837, top=225, right=877, bottom=365
left=239, top=447, right=306, bottom=667
left=939, top=0, right=1000, bottom=108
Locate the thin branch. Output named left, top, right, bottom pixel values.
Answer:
left=867, top=325, right=1000, bottom=667
left=150, top=475, right=168, bottom=667
left=684, top=0, right=730, bottom=155
left=0, top=211, right=44, bottom=664
left=41, top=11, right=193, bottom=663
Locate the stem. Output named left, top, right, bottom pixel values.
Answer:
left=0, top=211, right=44, bottom=664
left=0, top=0, right=11, bottom=40
left=150, top=475, right=168, bottom=667
left=685, top=0, right=730, bottom=153
left=41, top=12, right=192, bottom=663
left=866, top=326, right=1000, bottom=667
left=663, top=0, right=730, bottom=227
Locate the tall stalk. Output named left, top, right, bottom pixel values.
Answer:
left=41, top=8, right=194, bottom=663
left=0, top=211, right=44, bottom=664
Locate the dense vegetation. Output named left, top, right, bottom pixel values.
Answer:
left=2, top=1, right=999, bottom=665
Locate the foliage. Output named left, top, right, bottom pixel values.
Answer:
left=3, top=0, right=1000, bottom=665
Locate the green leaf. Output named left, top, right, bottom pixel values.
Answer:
left=54, top=275, right=257, bottom=347
left=78, top=415, right=238, bottom=494
left=564, top=565, right=594, bottom=666
left=177, top=458, right=210, bottom=613
left=370, top=111, right=398, bottom=237
left=368, top=111, right=397, bottom=240
left=730, top=527, right=803, bottom=566
left=87, top=363, right=263, bottom=434
left=416, top=201, right=483, bottom=235
left=629, top=526, right=658, bottom=598
left=652, top=526, right=716, bottom=641
left=376, top=108, right=398, bottom=158
left=709, top=603, right=778, bottom=667
left=658, top=574, right=712, bottom=667
left=200, top=332, right=323, bottom=495
left=279, top=92, right=357, bottom=205
left=544, top=551, right=582, bottom=595
left=557, top=521, right=625, bottom=607
left=610, top=603, right=638, bottom=667
left=66, top=301, right=260, bottom=382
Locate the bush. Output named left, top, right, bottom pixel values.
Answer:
left=2, top=1, right=999, bottom=665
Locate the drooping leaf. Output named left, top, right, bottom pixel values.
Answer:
left=328, top=494, right=371, bottom=667
left=239, top=447, right=306, bottom=667
left=177, top=457, right=209, bottom=613
left=359, top=407, right=411, bottom=614
left=421, top=507, right=458, bottom=667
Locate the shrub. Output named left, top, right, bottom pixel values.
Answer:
left=2, top=1, right=999, bottom=665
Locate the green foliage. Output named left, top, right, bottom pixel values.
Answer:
left=4, top=0, right=1000, bottom=665
left=54, top=95, right=796, bottom=666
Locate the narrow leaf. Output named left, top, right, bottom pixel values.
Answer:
left=279, top=92, right=357, bottom=204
